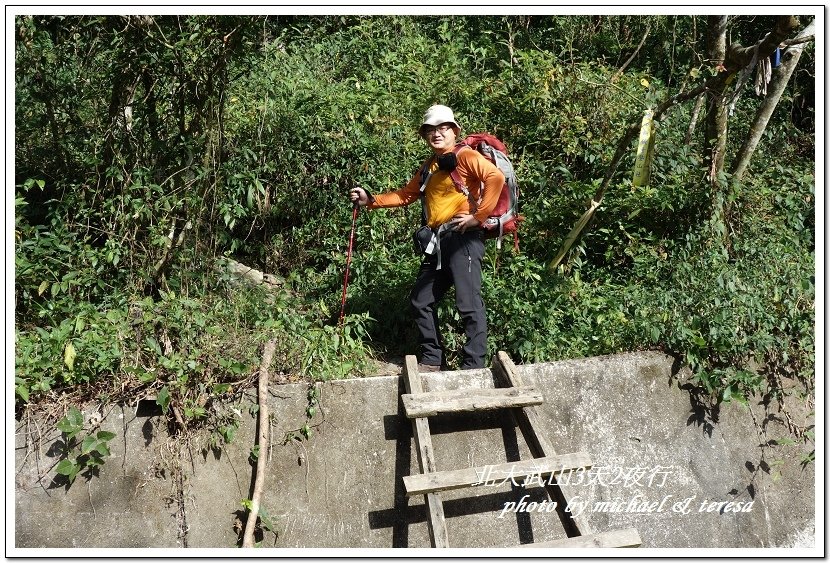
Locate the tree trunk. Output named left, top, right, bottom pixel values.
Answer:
left=547, top=15, right=803, bottom=272
left=730, top=19, right=815, bottom=184
left=704, top=16, right=728, bottom=184
left=685, top=93, right=706, bottom=145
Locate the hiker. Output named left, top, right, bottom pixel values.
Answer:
left=349, top=104, right=505, bottom=370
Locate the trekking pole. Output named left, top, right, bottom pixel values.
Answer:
left=338, top=202, right=359, bottom=327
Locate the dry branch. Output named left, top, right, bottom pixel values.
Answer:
left=612, top=23, right=651, bottom=82
left=242, top=339, right=277, bottom=548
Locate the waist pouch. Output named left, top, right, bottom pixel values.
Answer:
left=414, top=223, right=472, bottom=269
left=413, top=225, right=437, bottom=255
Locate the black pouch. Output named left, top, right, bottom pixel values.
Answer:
left=437, top=152, right=457, bottom=172
left=413, top=225, right=437, bottom=255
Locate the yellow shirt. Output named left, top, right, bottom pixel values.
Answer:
left=368, top=146, right=505, bottom=228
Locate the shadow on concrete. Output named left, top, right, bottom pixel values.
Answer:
left=672, top=353, right=814, bottom=520
left=681, top=382, right=720, bottom=438
left=367, top=377, right=547, bottom=547
left=669, top=355, right=721, bottom=438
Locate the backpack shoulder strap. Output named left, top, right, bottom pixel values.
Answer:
left=449, top=144, right=471, bottom=196
left=418, top=155, right=437, bottom=225
left=419, top=155, right=436, bottom=194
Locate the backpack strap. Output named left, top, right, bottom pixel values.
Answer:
left=448, top=144, right=472, bottom=198
left=421, top=144, right=480, bottom=222
left=418, top=156, right=437, bottom=226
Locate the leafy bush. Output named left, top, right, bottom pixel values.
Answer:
left=14, top=15, right=814, bottom=419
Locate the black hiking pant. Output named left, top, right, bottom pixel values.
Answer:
left=409, top=230, right=487, bottom=370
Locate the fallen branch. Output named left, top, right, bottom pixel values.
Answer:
left=242, top=339, right=276, bottom=548
left=149, top=217, right=192, bottom=292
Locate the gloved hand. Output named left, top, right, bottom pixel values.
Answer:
left=349, top=188, right=370, bottom=207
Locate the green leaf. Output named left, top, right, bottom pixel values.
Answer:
left=185, top=406, right=206, bottom=419
left=259, top=508, right=277, bottom=533
left=37, top=280, right=49, bottom=296
left=81, top=435, right=97, bottom=455
left=97, top=430, right=116, bottom=441
left=16, top=383, right=29, bottom=403
left=650, top=326, right=660, bottom=342
left=138, top=369, right=156, bottom=384
left=219, top=425, right=237, bottom=444
left=156, top=386, right=171, bottom=413
left=721, top=385, right=732, bottom=402
left=212, top=383, right=231, bottom=395
left=145, top=336, right=163, bottom=356
left=57, top=406, right=84, bottom=438
left=68, top=406, right=84, bottom=427
left=55, top=458, right=79, bottom=481
left=64, top=341, right=77, bottom=371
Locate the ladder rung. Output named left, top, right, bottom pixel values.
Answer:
left=404, top=452, right=591, bottom=496
left=515, top=527, right=642, bottom=548
left=402, top=386, right=543, bottom=418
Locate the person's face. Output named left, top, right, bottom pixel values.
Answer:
left=422, top=123, right=457, bottom=152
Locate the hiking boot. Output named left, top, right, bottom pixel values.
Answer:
left=418, top=363, right=441, bottom=372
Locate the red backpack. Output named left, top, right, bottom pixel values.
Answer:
left=450, top=133, right=521, bottom=250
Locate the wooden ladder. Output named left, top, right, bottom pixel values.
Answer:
left=401, top=351, right=642, bottom=548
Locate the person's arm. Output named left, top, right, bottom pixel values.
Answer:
left=457, top=150, right=505, bottom=223
left=350, top=168, right=424, bottom=208
left=366, top=172, right=422, bottom=209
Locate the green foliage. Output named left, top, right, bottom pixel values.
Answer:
left=15, top=304, right=127, bottom=399
left=240, top=497, right=278, bottom=542
left=54, top=406, right=116, bottom=485
left=14, top=15, right=814, bottom=433
left=283, top=384, right=323, bottom=443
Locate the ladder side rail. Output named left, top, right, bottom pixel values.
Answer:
left=403, top=355, right=450, bottom=548
left=492, top=351, right=595, bottom=537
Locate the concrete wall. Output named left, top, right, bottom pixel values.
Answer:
left=13, top=351, right=816, bottom=553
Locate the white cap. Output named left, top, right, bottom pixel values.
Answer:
left=419, top=104, right=461, bottom=133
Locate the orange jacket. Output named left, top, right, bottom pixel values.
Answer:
left=368, top=146, right=505, bottom=228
